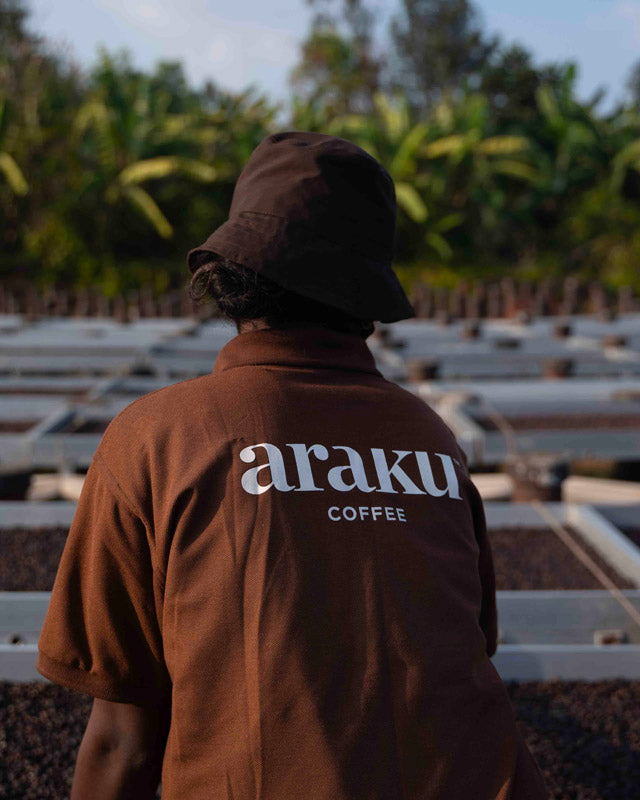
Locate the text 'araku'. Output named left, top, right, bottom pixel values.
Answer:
left=239, top=442, right=462, bottom=500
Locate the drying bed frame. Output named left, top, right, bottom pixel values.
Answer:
left=414, top=377, right=640, bottom=467
left=1, top=501, right=640, bottom=682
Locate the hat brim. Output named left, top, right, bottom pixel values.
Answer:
left=187, top=214, right=415, bottom=323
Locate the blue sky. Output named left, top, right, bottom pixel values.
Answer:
left=25, top=0, right=640, bottom=122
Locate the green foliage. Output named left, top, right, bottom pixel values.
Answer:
left=2, top=0, right=640, bottom=296
left=388, top=0, right=499, bottom=115
left=292, top=0, right=381, bottom=117
left=0, top=11, right=277, bottom=294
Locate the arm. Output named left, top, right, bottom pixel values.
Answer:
left=71, top=697, right=170, bottom=800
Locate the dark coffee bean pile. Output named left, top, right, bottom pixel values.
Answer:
left=473, top=413, right=640, bottom=432
left=0, top=420, right=38, bottom=432
left=619, top=528, right=640, bottom=549
left=1, top=680, right=637, bottom=799
left=3, top=524, right=634, bottom=592
left=507, top=680, right=640, bottom=800
left=489, top=526, right=635, bottom=590
left=63, top=419, right=110, bottom=434
left=0, top=682, right=91, bottom=800
left=0, top=682, right=164, bottom=800
left=0, top=388, right=90, bottom=398
left=0, top=527, right=69, bottom=591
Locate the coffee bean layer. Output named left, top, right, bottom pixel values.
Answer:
left=1, top=681, right=638, bottom=799
left=0, top=527, right=69, bottom=591
left=3, top=525, right=635, bottom=592
left=489, top=526, right=635, bottom=590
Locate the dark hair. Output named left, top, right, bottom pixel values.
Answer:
left=188, top=253, right=375, bottom=338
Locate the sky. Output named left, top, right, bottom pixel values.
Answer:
left=24, top=0, right=640, bottom=123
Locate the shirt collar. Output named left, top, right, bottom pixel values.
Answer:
left=212, top=325, right=383, bottom=377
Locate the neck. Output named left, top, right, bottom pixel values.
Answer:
left=237, top=319, right=273, bottom=334
left=237, top=319, right=373, bottom=339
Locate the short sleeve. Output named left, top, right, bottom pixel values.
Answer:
left=36, top=452, right=171, bottom=704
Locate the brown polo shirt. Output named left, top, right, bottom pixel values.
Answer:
left=37, top=325, right=547, bottom=799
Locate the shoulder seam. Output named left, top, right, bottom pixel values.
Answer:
left=93, top=449, right=167, bottom=583
left=111, top=374, right=209, bottom=415
left=94, top=449, right=145, bottom=524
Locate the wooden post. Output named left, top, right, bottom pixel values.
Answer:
left=532, top=282, right=551, bottom=317
left=42, top=288, right=56, bottom=316
left=422, top=284, right=434, bottom=318
left=468, top=284, right=486, bottom=319
left=55, top=289, right=69, bottom=316
left=561, top=276, right=579, bottom=316
left=602, top=334, right=627, bottom=348
left=75, top=288, right=90, bottom=317
left=158, top=293, right=173, bottom=317
left=126, top=289, right=140, bottom=322
left=543, top=358, right=574, bottom=379
left=140, top=286, right=157, bottom=317
left=406, top=359, right=440, bottom=382
left=180, top=288, right=194, bottom=318
left=617, top=286, right=635, bottom=315
left=24, top=287, right=41, bottom=321
left=501, top=278, right=517, bottom=318
left=504, top=455, right=569, bottom=502
left=95, top=292, right=109, bottom=318
left=518, top=281, right=534, bottom=316
left=371, top=325, right=391, bottom=346
left=552, top=321, right=572, bottom=339
left=460, top=320, right=481, bottom=340
left=411, top=283, right=432, bottom=318
left=486, top=284, right=502, bottom=318
left=450, top=282, right=466, bottom=318
left=588, top=282, right=608, bottom=316
left=112, top=294, right=128, bottom=323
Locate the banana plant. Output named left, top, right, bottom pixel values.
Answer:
left=610, top=116, right=640, bottom=193
left=0, top=96, right=29, bottom=196
left=325, top=91, right=433, bottom=223
left=530, top=63, right=608, bottom=198
left=325, top=91, right=461, bottom=261
left=422, top=92, right=547, bottom=252
left=419, top=92, right=538, bottom=188
left=101, top=155, right=218, bottom=239
left=72, top=50, right=220, bottom=239
left=327, top=89, right=540, bottom=261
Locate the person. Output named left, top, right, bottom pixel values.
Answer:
left=37, top=131, right=548, bottom=799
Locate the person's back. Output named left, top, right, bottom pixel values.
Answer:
left=152, top=323, right=543, bottom=798
left=39, top=322, right=545, bottom=798
left=37, top=131, right=548, bottom=799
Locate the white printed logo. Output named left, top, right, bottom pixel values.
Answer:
left=239, top=442, right=462, bottom=500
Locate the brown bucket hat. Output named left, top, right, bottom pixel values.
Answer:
left=186, top=131, right=415, bottom=323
